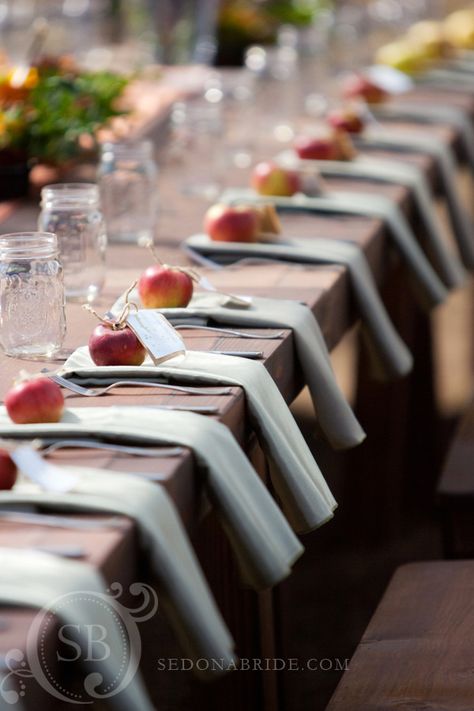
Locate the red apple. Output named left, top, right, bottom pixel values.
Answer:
left=250, top=161, right=301, bottom=197
left=295, top=126, right=356, bottom=162
left=342, top=74, right=388, bottom=105
left=327, top=106, right=365, bottom=134
left=138, top=265, right=193, bottom=309
left=0, top=449, right=17, bottom=490
left=5, top=377, right=64, bottom=425
left=294, top=129, right=340, bottom=161
left=89, top=324, right=146, bottom=367
left=204, top=204, right=260, bottom=243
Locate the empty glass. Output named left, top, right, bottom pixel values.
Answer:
left=38, top=183, right=106, bottom=303
left=0, top=232, right=66, bottom=359
left=170, top=94, right=224, bottom=201
left=98, top=141, right=158, bottom=246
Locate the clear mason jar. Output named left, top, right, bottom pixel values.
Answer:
left=38, top=183, right=107, bottom=303
left=98, top=141, right=158, bottom=246
left=0, top=232, right=66, bottom=358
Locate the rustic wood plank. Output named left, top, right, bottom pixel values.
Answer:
left=326, top=560, right=474, bottom=711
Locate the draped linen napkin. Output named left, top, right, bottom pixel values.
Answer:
left=181, top=238, right=413, bottom=382
left=355, top=130, right=474, bottom=269
left=0, top=468, right=236, bottom=677
left=60, top=348, right=339, bottom=530
left=415, top=68, right=474, bottom=89
left=372, top=102, right=474, bottom=172
left=221, top=189, right=447, bottom=309
left=0, top=406, right=303, bottom=589
left=110, top=287, right=367, bottom=446
left=442, top=57, right=474, bottom=73
left=0, top=547, right=157, bottom=710
left=277, top=149, right=465, bottom=289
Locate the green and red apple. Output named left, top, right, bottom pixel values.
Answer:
left=250, top=161, right=301, bottom=197
left=204, top=203, right=260, bottom=243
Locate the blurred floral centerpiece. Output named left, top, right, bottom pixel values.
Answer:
left=216, top=0, right=333, bottom=65
left=0, top=56, right=128, bottom=197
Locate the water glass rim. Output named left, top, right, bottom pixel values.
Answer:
left=41, top=183, right=99, bottom=198
left=100, top=140, right=153, bottom=157
left=0, top=231, right=58, bottom=257
left=41, top=182, right=98, bottom=193
left=41, top=183, right=100, bottom=208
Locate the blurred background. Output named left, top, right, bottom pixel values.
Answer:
left=0, top=1, right=466, bottom=71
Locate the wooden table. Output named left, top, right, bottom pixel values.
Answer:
left=0, top=87, right=472, bottom=710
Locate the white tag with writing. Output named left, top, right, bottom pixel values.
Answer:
left=127, top=311, right=186, bottom=364
left=11, top=446, right=79, bottom=493
left=367, top=65, right=414, bottom=94
left=197, top=275, right=253, bottom=307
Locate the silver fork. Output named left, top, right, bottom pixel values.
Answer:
left=174, top=324, right=285, bottom=339
left=36, top=439, right=184, bottom=458
left=43, top=372, right=233, bottom=398
left=0, top=511, right=124, bottom=530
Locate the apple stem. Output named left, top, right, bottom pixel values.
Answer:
left=145, top=240, right=164, bottom=266
left=82, top=281, right=139, bottom=331
left=172, top=265, right=201, bottom=284
left=145, top=239, right=201, bottom=284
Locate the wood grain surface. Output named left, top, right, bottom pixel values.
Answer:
left=326, top=560, right=474, bottom=711
left=0, top=85, right=472, bottom=710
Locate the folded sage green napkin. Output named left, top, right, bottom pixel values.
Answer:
left=111, top=287, right=367, bottom=447
left=355, top=130, right=474, bottom=269
left=276, top=150, right=465, bottom=290
left=0, top=547, right=156, bottom=710
left=416, top=68, right=474, bottom=89
left=442, top=57, right=474, bottom=72
left=61, top=348, right=339, bottom=531
left=372, top=102, right=474, bottom=172
left=0, top=406, right=302, bottom=589
left=182, top=237, right=413, bottom=383
left=221, top=189, right=448, bottom=309
left=0, top=468, right=236, bottom=677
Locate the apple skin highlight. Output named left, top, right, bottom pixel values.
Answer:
left=251, top=161, right=301, bottom=197
left=139, top=265, right=194, bottom=309
left=89, top=324, right=147, bottom=367
left=204, top=204, right=260, bottom=243
left=5, top=377, right=65, bottom=424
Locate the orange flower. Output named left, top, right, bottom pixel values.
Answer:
left=0, top=66, right=38, bottom=105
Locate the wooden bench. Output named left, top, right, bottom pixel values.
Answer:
left=326, top=560, right=474, bottom=711
left=438, top=399, right=474, bottom=558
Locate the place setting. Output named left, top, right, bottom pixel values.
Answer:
left=0, top=2, right=473, bottom=710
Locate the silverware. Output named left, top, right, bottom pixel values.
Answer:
left=29, top=545, right=86, bottom=559
left=206, top=350, right=264, bottom=359
left=153, top=404, right=219, bottom=413
left=175, top=324, right=284, bottom=339
left=0, top=511, right=124, bottom=530
left=35, top=439, right=184, bottom=458
left=42, top=372, right=233, bottom=398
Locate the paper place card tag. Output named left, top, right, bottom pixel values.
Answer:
left=11, top=446, right=79, bottom=493
left=127, top=311, right=186, bottom=364
left=197, top=274, right=253, bottom=308
left=367, top=65, right=414, bottom=93
left=301, top=171, right=328, bottom=197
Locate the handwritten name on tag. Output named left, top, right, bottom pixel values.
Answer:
left=127, top=311, right=186, bottom=364
left=11, top=446, right=79, bottom=493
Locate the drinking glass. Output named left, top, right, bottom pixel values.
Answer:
left=98, top=141, right=159, bottom=246
left=0, top=232, right=66, bottom=358
left=39, top=183, right=106, bottom=303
